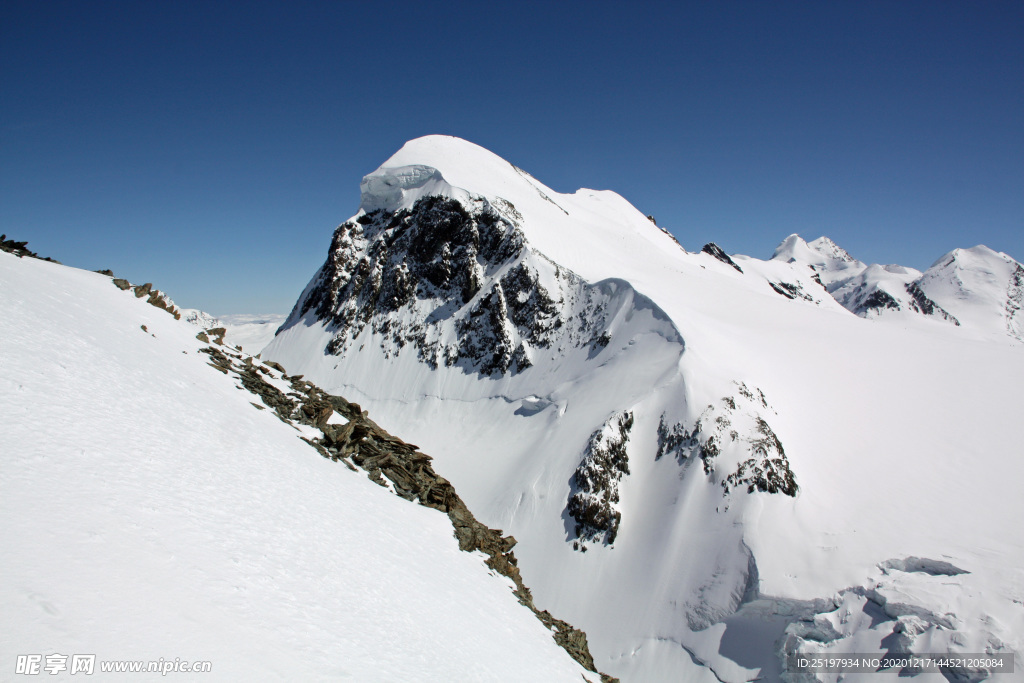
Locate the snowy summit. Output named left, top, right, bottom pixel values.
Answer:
left=264, top=135, right=1024, bottom=682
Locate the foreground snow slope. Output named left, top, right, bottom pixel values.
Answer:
left=0, top=250, right=593, bottom=682
left=265, top=136, right=1024, bottom=681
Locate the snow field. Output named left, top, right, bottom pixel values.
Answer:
left=0, top=251, right=593, bottom=682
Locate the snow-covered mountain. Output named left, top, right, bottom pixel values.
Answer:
left=179, top=307, right=222, bottom=328
left=0, top=249, right=604, bottom=681
left=772, top=234, right=1023, bottom=341
left=265, top=135, right=1024, bottom=682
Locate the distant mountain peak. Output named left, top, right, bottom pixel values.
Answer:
left=771, top=233, right=858, bottom=266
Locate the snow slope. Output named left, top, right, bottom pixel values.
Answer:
left=265, top=136, right=1024, bottom=682
left=0, top=250, right=595, bottom=682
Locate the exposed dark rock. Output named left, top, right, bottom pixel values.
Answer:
left=112, top=278, right=131, bottom=291
left=658, top=385, right=797, bottom=501
left=905, top=282, right=960, bottom=325
left=768, top=281, right=814, bottom=301
left=0, top=235, right=60, bottom=263
left=196, top=345, right=614, bottom=678
left=286, top=196, right=618, bottom=377
left=96, top=269, right=114, bottom=276
left=196, top=332, right=210, bottom=343
left=133, top=283, right=152, bottom=298
left=299, top=196, right=522, bottom=365
left=655, top=415, right=691, bottom=462
left=1008, top=263, right=1024, bottom=341
left=722, top=418, right=798, bottom=497
left=701, top=243, right=743, bottom=273
left=856, top=288, right=901, bottom=315
left=568, top=411, right=634, bottom=545
left=146, top=290, right=181, bottom=319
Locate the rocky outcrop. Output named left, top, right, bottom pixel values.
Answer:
left=721, top=417, right=798, bottom=496
left=701, top=242, right=743, bottom=273
left=1006, top=263, right=1023, bottom=341
left=104, top=274, right=182, bottom=320
left=567, top=411, right=634, bottom=547
left=769, top=280, right=816, bottom=302
left=284, top=195, right=642, bottom=378
left=0, top=234, right=60, bottom=263
left=196, top=337, right=615, bottom=680
left=854, top=287, right=901, bottom=315
left=905, top=282, right=959, bottom=324
left=656, top=383, right=798, bottom=499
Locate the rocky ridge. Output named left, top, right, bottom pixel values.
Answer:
left=196, top=334, right=617, bottom=682
left=286, top=195, right=642, bottom=377
left=1, top=234, right=60, bottom=263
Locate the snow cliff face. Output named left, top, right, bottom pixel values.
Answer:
left=267, top=136, right=1024, bottom=681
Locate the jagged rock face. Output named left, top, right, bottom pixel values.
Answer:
left=701, top=242, right=743, bottom=273
left=853, top=287, right=902, bottom=315
left=657, top=382, right=798, bottom=498
left=905, top=281, right=959, bottom=324
left=567, top=411, right=634, bottom=547
left=290, top=195, right=629, bottom=376
left=0, top=234, right=59, bottom=263
left=1007, top=263, right=1024, bottom=341
left=769, top=280, right=818, bottom=302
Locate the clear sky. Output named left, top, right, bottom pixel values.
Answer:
left=3, top=1, right=1021, bottom=314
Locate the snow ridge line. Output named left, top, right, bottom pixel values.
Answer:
left=197, top=340, right=619, bottom=683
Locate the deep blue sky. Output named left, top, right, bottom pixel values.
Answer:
left=3, top=1, right=1021, bottom=314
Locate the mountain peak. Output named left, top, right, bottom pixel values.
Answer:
left=360, top=135, right=552, bottom=217
left=807, top=236, right=856, bottom=262
left=772, top=233, right=857, bottom=263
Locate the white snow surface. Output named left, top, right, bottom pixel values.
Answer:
left=265, top=136, right=1024, bottom=681
left=0, top=251, right=594, bottom=682
left=178, top=307, right=221, bottom=329
left=771, top=234, right=867, bottom=288
left=178, top=309, right=286, bottom=355
left=217, top=313, right=287, bottom=354
left=917, top=245, right=1024, bottom=341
